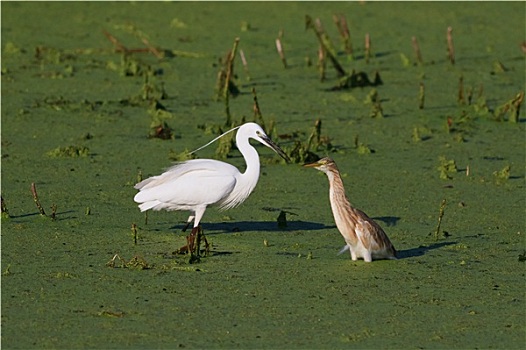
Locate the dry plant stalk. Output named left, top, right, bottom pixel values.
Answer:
left=411, top=36, right=423, bottom=64
left=365, top=33, right=371, bottom=63
left=31, top=182, right=46, bottom=216
left=275, top=30, right=287, bottom=68
left=447, top=26, right=455, bottom=65
left=419, top=82, right=425, bottom=109
left=333, top=14, right=353, bottom=57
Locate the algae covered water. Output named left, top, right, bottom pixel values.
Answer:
left=2, top=2, right=525, bottom=348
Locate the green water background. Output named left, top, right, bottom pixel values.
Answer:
left=1, top=1, right=525, bottom=349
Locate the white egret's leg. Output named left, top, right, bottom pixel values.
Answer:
left=182, top=214, right=195, bottom=232
left=187, top=207, right=206, bottom=254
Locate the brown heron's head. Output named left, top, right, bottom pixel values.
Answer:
left=303, top=157, right=337, bottom=174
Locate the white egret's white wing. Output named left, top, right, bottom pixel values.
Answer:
left=134, top=159, right=239, bottom=211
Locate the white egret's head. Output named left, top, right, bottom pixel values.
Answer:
left=240, top=123, right=290, bottom=162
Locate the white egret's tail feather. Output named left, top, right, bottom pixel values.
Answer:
left=188, top=125, right=242, bottom=156
left=138, top=200, right=162, bottom=212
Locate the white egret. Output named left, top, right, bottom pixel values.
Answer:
left=304, top=157, right=397, bottom=262
left=134, top=122, right=290, bottom=254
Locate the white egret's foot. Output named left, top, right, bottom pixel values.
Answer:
left=176, top=226, right=209, bottom=256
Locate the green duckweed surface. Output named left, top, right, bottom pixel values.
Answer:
left=1, top=2, right=525, bottom=349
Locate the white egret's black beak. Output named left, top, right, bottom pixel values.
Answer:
left=260, top=134, right=291, bottom=163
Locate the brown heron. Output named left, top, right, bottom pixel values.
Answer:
left=304, top=157, right=397, bottom=262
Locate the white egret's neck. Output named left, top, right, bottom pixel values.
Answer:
left=236, top=132, right=260, bottom=187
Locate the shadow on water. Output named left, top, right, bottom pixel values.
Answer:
left=169, top=220, right=334, bottom=234
left=372, top=216, right=400, bottom=227
left=397, top=241, right=457, bottom=259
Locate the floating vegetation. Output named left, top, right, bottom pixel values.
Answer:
left=215, top=126, right=236, bottom=159
left=332, top=70, right=383, bottom=91
left=215, top=37, right=241, bottom=126
left=47, top=146, right=90, bottom=158
left=412, top=125, right=432, bottom=142
left=284, top=119, right=336, bottom=164
left=168, top=148, right=197, bottom=162
left=493, top=165, right=511, bottom=183
left=148, top=102, right=174, bottom=139
left=437, top=156, right=458, bottom=180
left=106, top=254, right=151, bottom=270
left=494, top=91, right=524, bottom=123
left=354, top=135, right=373, bottom=155
left=1, top=195, right=10, bottom=220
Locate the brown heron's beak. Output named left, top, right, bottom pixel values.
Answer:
left=303, top=160, right=320, bottom=168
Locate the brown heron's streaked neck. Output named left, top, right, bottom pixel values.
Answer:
left=325, top=167, right=360, bottom=245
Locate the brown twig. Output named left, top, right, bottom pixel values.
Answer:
left=434, top=199, right=447, bottom=241
left=305, top=15, right=347, bottom=77
left=1, top=195, right=9, bottom=218
left=412, top=36, right=423, bottom=64
left=419, top=82, right=425, bottom=109
left=131, top=223, right=138, bottom=245
left=333, top=14, right=353, bottom=57
left=50, top=204, right=57, bottom=221
left=447, top=26, right=455, bottom=65
left=275, top=37, right=287, bottom=69
left=365, top=33, right=371, bottom=64
left=317, top=44, right=326, bottom=82
left=458, top=76, right=465, bottom=105
left=31, top=183, right=46, bottom=216
left=223, top=37, right=240, bottom=126
left=252, top=88, right=266, bottom=132
left=239, top=49, right=251, bottom=80
left=140, top=37, right=163, bottom=59
left=103, top=30, right=128, bottom=53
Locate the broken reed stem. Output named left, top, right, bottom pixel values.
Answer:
left=434, top=199, right=447, bottom=241
left=513, top=91, right=524, bottom=121
left=447, top=26, right=455, bottom=65
left=239, top=49, right=251, bottom=80
left=103, top=30, right=128, bottom=53
left=31, top=183, right=46, bottom=216
left=223, top=37, right=240, bottom=127
left=252, top=88, right=266, bottom=133
left=1, top=195, right=9, bottom=217
left=333, top=14, right=353, bottom=58
left=275, top=30, right=287, bottom=68
left=317, top=44, right=326, bottom=82
left=50, top=204, right=57, bottom=221
left=131, top=223, right=138, bottom=245
left=306, top=119, right=322, bottom=151
left=305, top=15, right=347, bottom=77
left=419, top=82, right=425, bottom=109
left=140, top=37, right=163, bottom=59
left=411, top=36, right=423, bottom=64
left=275, top=38, right=287, bottom=68
left=458, top=76, right=465, bottom=105
left=365, top=33, right=371, bottom=64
